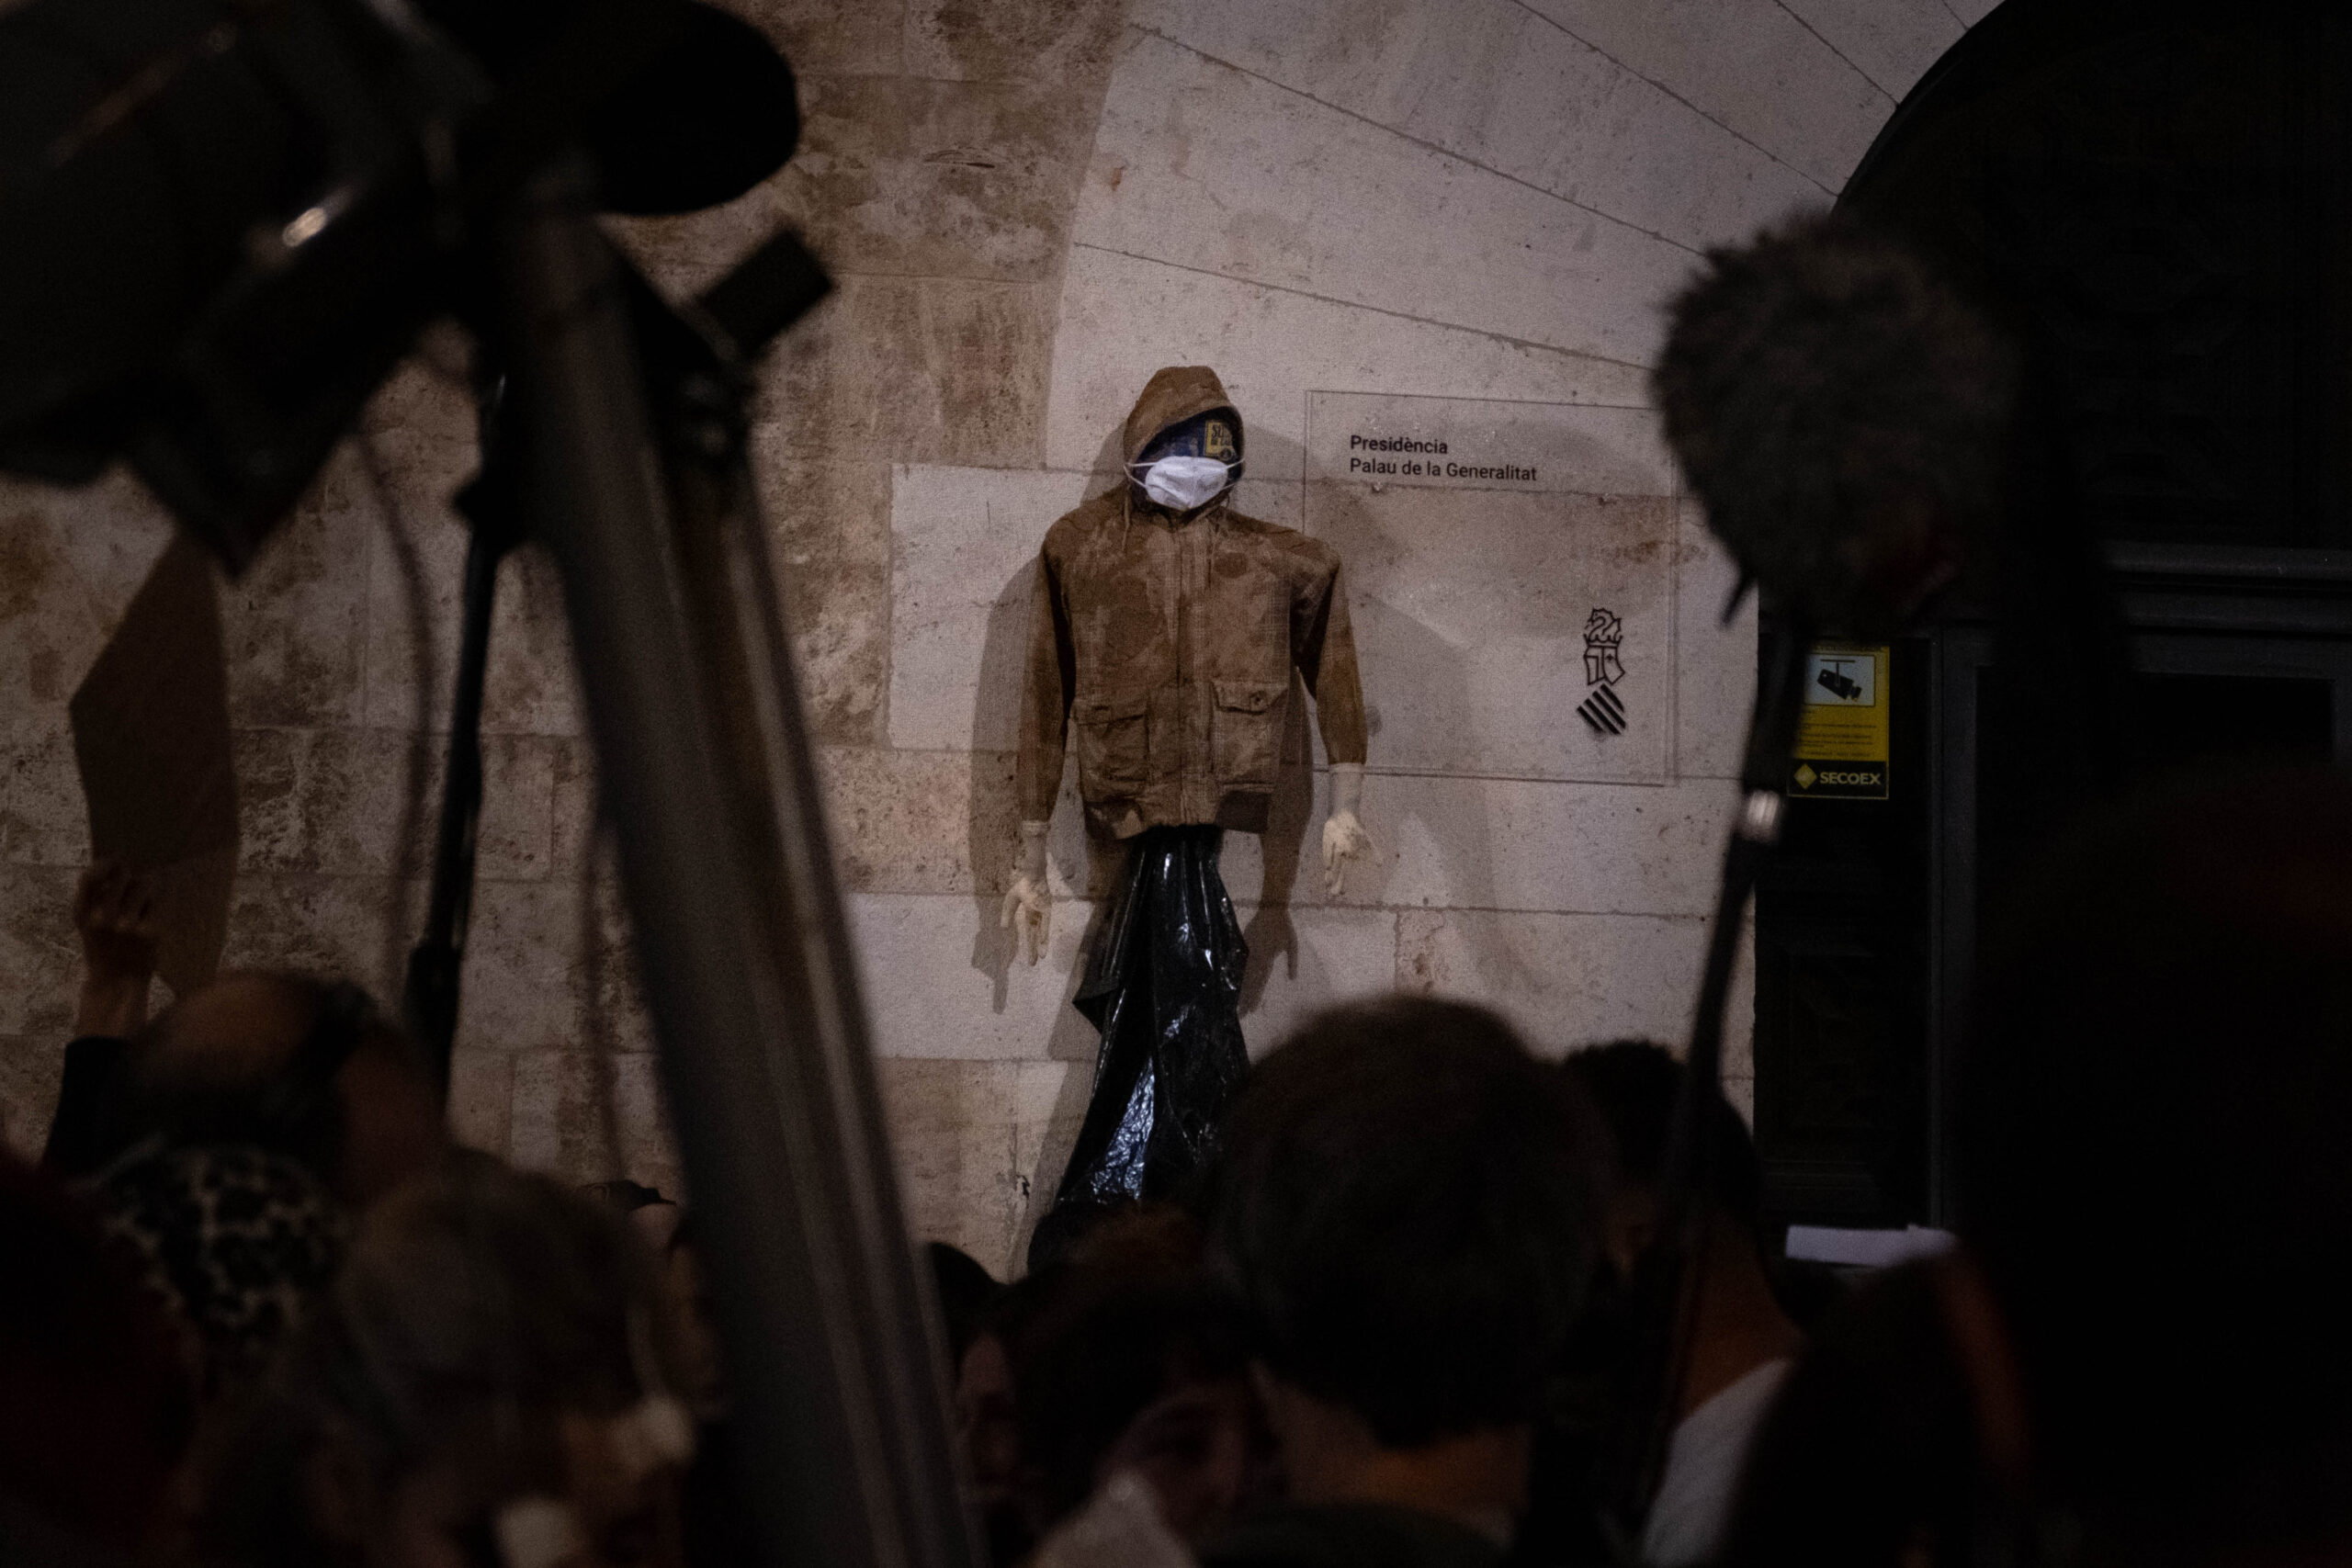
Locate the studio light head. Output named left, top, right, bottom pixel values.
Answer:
left=0, top=0, right=798, bottom=570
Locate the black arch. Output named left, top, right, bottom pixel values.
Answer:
left=1839, top=0, right=2352, bottom=550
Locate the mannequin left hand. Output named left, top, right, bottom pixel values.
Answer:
left=1321, top=761, right=1372, bottom=897
left=1320, top=810, right=1371, bottom=897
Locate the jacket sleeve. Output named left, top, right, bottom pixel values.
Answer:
left=1014, top=542, right=1076, bottom=820
left=1294, top=551, right=1369, bottom=766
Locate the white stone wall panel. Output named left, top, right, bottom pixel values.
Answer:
left=1234, top=903, right=1400, bottom=1051
left=1674, top=498, right=1759, bottom=780
left=850, top=890, right=1404, bottom=1064
left=1396, top=905, right=1754, bottom=1075
left=1076, top=30, right=1690, bottom=367
left=850, top=891, right=1102, bottom=1061
left=1515, top=0, right=1890, bottom=190
left=1219, top=772, right=1739, bottom=918
left=888, top=465, right=1103, bottom=752
left=1148, top=0, right=1820, bottom=250
left=1775, top=0, right=1964, bottom=103
left=1046, top=245, right=1653, bottom=480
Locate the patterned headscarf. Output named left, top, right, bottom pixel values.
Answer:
left=92, top=1141, right=349, bottom=1397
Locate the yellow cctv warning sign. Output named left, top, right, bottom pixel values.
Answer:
left=1792, top=644, right=1889, bottom=801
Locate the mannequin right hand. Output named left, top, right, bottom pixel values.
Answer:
left=1000, top=874, right=1050, bottom=966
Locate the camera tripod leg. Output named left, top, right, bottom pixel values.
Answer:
left=486, top=155, right=978, bottom=1568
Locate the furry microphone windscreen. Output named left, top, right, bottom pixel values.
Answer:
left=1652, top=213, right=2019, bottom=636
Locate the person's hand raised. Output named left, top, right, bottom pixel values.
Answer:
left=74, top=861, right=159, bottom=1036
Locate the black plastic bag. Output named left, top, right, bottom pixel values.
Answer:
left=1031, top=827, right=1248, bottom=1264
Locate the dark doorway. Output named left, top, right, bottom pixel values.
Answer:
left=1751, top=0, right=2352, bottom=1231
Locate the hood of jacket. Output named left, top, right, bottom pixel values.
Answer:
left=1123, top=366, right=1244, bottom=467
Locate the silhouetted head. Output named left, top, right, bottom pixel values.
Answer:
left=1208, top=997, right=1609, bottom=1448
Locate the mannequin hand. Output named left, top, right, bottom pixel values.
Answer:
left=1000, top=874, right=1051, bottom=966
left=1320, top=810, right=1371, bottom=898
left=1321, top=763, right=1371, bottom=897
left=1001, top=819, right=1053, bottom=965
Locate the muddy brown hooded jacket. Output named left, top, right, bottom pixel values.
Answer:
left=1015, top=367, right=1369, bottom=839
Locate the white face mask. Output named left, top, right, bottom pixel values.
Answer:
left=1134, top=455, right=1233, bottom=511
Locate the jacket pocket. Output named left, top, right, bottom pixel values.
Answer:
left=1074, top=688, right=1152, bottom=794
left=1212, top=679, right=1288, bottom=787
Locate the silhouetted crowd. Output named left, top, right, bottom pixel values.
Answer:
left=7, top=763, right=2352, bottom=1568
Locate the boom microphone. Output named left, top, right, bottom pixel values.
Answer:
left=1652, top=211, right=2020, bottom=637
left=1596, top=214, right=2027, bottom=1532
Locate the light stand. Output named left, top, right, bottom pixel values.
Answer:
left=404, top=373, right=523, bottom=1089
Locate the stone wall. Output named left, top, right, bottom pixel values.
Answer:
left=0, top=0, right=1993, bottom=1276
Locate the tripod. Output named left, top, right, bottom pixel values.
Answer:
left=396, top=163, right=977, bottom=1568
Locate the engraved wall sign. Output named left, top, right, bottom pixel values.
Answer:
left=1305, top=391, right=1676, bottom=784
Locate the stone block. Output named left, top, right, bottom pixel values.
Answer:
left=0, top=1035, right=63, bottom=1157
left=0, top=470, right=176, bottom=716
left=460, top=876, right=584, bottom=1055
left=1152, top=0, right=1819, bottom=251
left=605, top=1051, right=681, bottom=1198
left=1776, top=0, right=1962, bottom=102
left=584, top=863, right=658, bottom=1055
left=766, top=74, right=1101, bottom=283
left=443, top=856, right=652, bottom=1058
left=1234, top=904, right=1398, bottom=1053
left=360, top=349, right=481, bottom=452
left=1515, top=0, right=1888, bottom=190
left=1396, top=906, right=1753, bottom=1073
left=876, top=1055, right=1074, bottom=1278
left=549, top=736, right=598, bottom=875
left=361, top=455, right=583, bottom=739
left=0, top=716, right=88, bottom=866
left=821, top=746, right=1104, bottom=901
left=508, top=1048, right=681, bottom=1195
left=480, top=549, right=585, bottom=738
left=752, top=448, right=893, bottom=745
left=1675, top=497, right=1757, bottom=781
left=220, top=872, right=413, bottom=1003
left=831, top=759, right=1740, bottom=930
left=822, top=746, right=999, bottom=895
left=888, top=464, right=1102, bottom=753
left=236, top=727, right=413, bottom=878
left=0, top=864, right=92, bottom=1037
left=219, top=453, right=376, bottom=728
left=728, top=0, right=905, bottom=75
left=1045, top=246, right=1651, bottom=480
left=233, top=728, right=560, bottom=882
left=1075, top=31, right=1690, bottom=368
left=847, top=891, right=1102, bottom=1062
left=905, top=0, right=1129, bottom=85
left=447, top=1047, right=514, bottom=1156
left=758, top=276, right=1053, bottom=468
left=473, top=735, right=565, bottom=882
left=1224, top=772, right=1739, bottom=919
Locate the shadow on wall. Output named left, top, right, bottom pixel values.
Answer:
left=959, top=473, right=1104, bottom=1263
